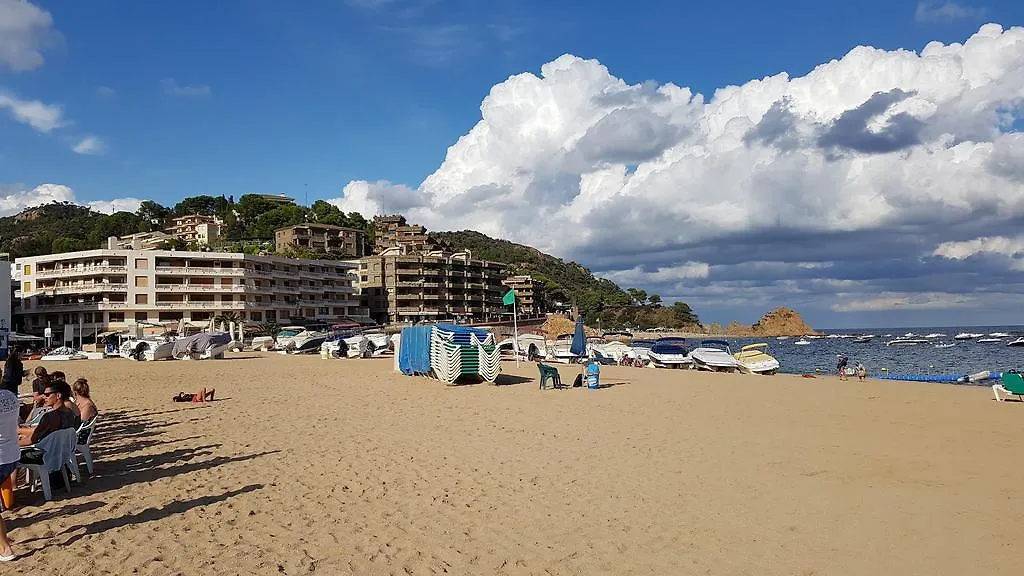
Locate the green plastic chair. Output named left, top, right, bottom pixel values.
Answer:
left=538, top=363, right=562, bottom=390
left=993, top=372, right=1024, bottom=401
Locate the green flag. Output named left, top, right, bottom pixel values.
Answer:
left=502, top=289, right=516, bottom=306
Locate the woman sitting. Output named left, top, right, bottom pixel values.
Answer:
left=72, top=378, right=98, bottom=424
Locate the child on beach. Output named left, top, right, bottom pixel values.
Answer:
left=856, top=363, right=867, bottom=381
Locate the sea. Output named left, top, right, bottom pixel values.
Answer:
left=717, top=325, right=1024, bottom=383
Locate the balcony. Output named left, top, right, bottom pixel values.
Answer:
left=154, top=266, right=245, bottom=276
left=154, top=301, right=247, bottom=309
left=42, top=283, right=128, bottom=295
left=155, top=284, right=245, bottom=293
left=35, top=265, right=128, bottom=278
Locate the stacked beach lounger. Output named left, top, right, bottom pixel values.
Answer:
left=429, top=325, right=501, bottom=384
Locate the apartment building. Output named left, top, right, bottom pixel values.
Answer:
left=110, top=231, right=171, bottom=250
left=14, top=249, right=367, bottom=337
left=359, top=248, right=506, bottom=324
left=275, top=223, right=366, bottom=257
left=501, top=275, right=546, bottom=316
left=372, top=215, right=436, bottom=253
left=166, top=214, right=222, bottom=245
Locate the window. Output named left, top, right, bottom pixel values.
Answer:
left=23, top=282, right=30, bottom=292
left=109, top=312, right=125, bottom=322
left=250, top=311, right=262, bottom=322
left=134, top=276, right=148, bottom=287
left=135, top=258, right=148, bottom=269
left=135, top=294, right=148, bottom=305
left=136, top=312, right=148, bottom=321
left=23, top=264, right=31, bottom=275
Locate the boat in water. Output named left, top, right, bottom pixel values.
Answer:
left=977, top=337, right=1004, bottom=343
left=688, top=340, right=743, bottom=372
left=1007, top=337, right=1024, bottom=347
left=925, top=333, right=945, bottom=339
left=954, top=332, right=983, bottom=340
left=733, top=343, right=780, bottom=375
left=934, top=343, right=957, bottom=349
left=885, top=338, right=931, bottom=346
left=852, top=335, right=874, bottom=343
left=793, top=338, right=811, bottom=346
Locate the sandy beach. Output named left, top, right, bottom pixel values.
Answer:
left=5, top=354, right=1023, bottom=575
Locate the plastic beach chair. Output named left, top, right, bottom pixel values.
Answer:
left=992, top=372, right=1024, bottom=402
left=75, top=416, right=99, bottom=475
left=17, top=428, right=78, bottom=501
left=538, top=363, right=562, bottom=390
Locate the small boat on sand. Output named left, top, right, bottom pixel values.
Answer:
left=688, top=340, right=743, bottom=372
left=733, top=343, right=780, bottom=375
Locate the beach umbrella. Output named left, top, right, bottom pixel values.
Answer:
left=569, top=315, right=586, bottom=357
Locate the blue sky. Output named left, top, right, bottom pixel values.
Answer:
left=2, top=0, right=1024, bottom=327
left=3, top=0, right=1018, bottom=203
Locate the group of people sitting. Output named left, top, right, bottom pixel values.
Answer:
left=0, top=348, right=100, bottom=562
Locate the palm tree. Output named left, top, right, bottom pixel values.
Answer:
left=214, top=311, right=241, bottom=329
left=257, top=322, right=281, bottom=338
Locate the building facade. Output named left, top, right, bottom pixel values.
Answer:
left=275, top=223, right=366, bottom=257
left=15, top=249, right=367, bottom=337
left=166, top=214, right=222, bottom=245
left=359, top=248, right=506, bottom=324
left=109, top=231, right=171, bottom=250
left=501, top=275, right=546, bottom=317
left=372, top=215, right=435, bottom=253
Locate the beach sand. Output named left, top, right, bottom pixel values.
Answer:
left=5, top=354, right=1023, bottom=575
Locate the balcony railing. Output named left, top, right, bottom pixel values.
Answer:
left=154, top=266, right=246, bottom=276
left=35, top=265, right=128, bottom=278
left=41, top=283, right=128, bottom=295
left=153, top=301, right=247, bottom=309
left=155, top=284, right=246, bottom=293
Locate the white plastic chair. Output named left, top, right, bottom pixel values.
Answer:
left=17, top=428, right=78, bottom=501
left=75, top=416, right=99, bottom=475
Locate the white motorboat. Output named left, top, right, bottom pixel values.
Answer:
left=595, top=340, right=632, bottom=362
left=977, top=337, right=1004, bottom=343
left=852, top=335, right=874, bottom=343
left=954, top=333, right=983, bottom=340
left=733, top=343, right=780, bottom=375
left=925, top=333, right=944, bottom=339
left=515, top=333, right=549, bottom=360
left=648, top=339, right=692, bottom=368
left=547, top=333, right=583, bottom=363
left=776, top=336, right=790, bottom=341
left=826, top=334, right=842, bottom=339
left=628, top=339, right=656, bottom=361
left=988, top=332, right=1012, bottom=338
left=885, top=338, right=930, bottom=346
left=274, top=326, right=308, bottom=349
left=935, top=343, right=957, bottom=349
left=688, top=340, right=743, bottom=372
left=1007, top=337, right=1024, bottom=347
left=805, top=335, right=823, bottom=339
left=120, top=336, right=176, bottom=361
left=794, top=338, right=811, bottom=346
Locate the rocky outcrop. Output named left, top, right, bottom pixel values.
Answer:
left=719, top=307, right=816, bottom=337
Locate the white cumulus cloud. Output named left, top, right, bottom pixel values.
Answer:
left=333, top=24, right=1024, bottom=323
left=0, top=0, right=58, bottom=72
left=0, top=183, right=142, bottom=217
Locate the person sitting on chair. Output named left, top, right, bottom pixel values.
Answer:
left=17, top=383, right=78, bottom=447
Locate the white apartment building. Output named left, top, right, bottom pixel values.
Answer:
left=15, top=249, right=367, bottom=336
left=166, top=214, right=222, bottom=245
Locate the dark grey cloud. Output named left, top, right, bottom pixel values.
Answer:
left=817, top=89, right=925, bottom=154
left=575, top=108, right=685, bottom=165
left=744, top=98, right=801, bottom=150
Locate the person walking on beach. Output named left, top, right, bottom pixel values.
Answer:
left=836, top=354, right=849, bottom=381
left=0, top=387, right=19, bottom=561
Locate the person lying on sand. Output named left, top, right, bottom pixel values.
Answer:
left=172, top=388, right=215, bottom=403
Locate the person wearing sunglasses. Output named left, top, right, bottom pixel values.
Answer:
left=17, top=383, right=77, bottom=447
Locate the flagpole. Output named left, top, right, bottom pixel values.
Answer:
left=512, top=292, right=520, bottom=367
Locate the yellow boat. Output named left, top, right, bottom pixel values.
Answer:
left=733, top=343, right=780, bottom=375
